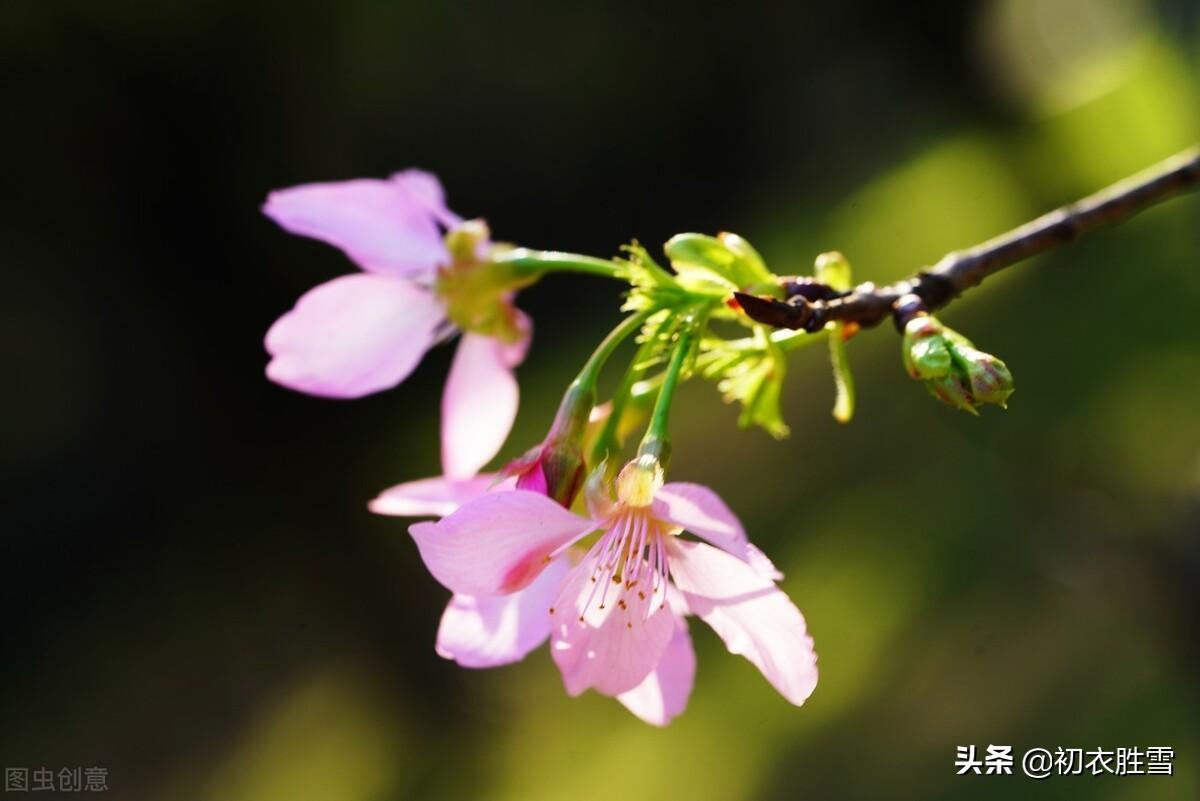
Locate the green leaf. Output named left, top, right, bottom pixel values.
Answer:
left=813, top=251, right=852, bottom=291
left=664, top=232, right=774, bottom=290
left=714, top=330, right=791, bottom=439
left=828, top=330, right=855, bottom=424
left=813, top=251, right=855, bottom=422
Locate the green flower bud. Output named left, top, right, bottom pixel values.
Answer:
left=902, top=316, right=951, bottom=379
left=957, top=345, right=1015, bottom=408
left=926, top=372, right=979, bottom=416
left=902, top=315, right=1014, bottom=414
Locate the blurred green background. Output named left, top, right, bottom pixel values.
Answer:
left=2, top=1, right=1198, bottom=799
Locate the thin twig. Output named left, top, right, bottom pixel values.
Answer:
left=735, top=145, right=1200, bottom=332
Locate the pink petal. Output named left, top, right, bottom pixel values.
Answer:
left=435, top=556, right=568, bottom=668
left=408, top=490, right=594, bottom=596
left=263, top=178, right=446, bottom=277
left=390, top=169, right=462, bottom=229
left=667, top=539, right=818, bottom=706
left=549, top=554, right=677, bottom=697
left=368, top=475, right=498, bottom=518
left=440, top=324, right=529, bottom=480
left=265, top=274, right=443, bottom=398
left=616, top=617, right=696, bottom=726
left=513, top=460, right=548, bottom=495
left=655, top=482, right=782, bottom=580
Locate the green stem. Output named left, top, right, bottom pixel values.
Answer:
left=574, top=308, right=657, bottom=390
left=589, top=331, right=659, bottom=466
left=493, top=248, right=625, bottom=280
left=544, top=309, right=654, bottom=450
left=638, top=320, right=698, bottom=464
left=828, top=327, right=855, bottom=423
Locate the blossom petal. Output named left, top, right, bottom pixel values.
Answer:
left=391, top=169, right=462, bottom=229
left=441, top=319, right=531, bottom=479
left=265, top=274, right=443, bottom=398
left=655, top=482, right=782, bottom=580
left=616, top=618, right=695, bottom=726
left=408, top=490, right=593, bottom=596
left=263, top=178, right=446, bottom=277
left=435, top=556, right=568, bottom=668
left=550, top=550, right=676, bottom=697
left=667, top=539, right=818, bottom=706
left=514, top=461, right=549, bottom=495
left=368, top=475, right=498, bottom=518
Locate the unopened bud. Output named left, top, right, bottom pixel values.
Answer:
left=901, top=316, right=950, bottom=379
left=926, top=372, right=979, bottom=416
left=502, top=382, right=593, bottom=508
left=901, top=315, right=1014, bottom=414
left=505, top=438, right=586, bottom=508
left=959, top=346, right=1014, bottom=408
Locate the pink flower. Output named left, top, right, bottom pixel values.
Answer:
left=369, top=360, right=596, bottom=670
left=368, top=447, right=561, bottom=671
left=408, top=459, right=818, bottom=725
left=264, top=169, right=528, bottom=479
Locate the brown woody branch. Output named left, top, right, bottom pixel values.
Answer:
left=735, top=145, right=1200, bottom=333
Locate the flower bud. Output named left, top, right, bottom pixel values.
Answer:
left=902, top=315, right=1014, bottom=414
left=926, top=372, right=979, bottom=416
left=958, top=345, right=1015, bottom=408
left=508, top=440, right=586, bottom=508
left=501, top=383, right=592, bottom=508
left=901, top=316, right=951, bottom=379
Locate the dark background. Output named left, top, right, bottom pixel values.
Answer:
left=3, top=2, right=1199, bottom=800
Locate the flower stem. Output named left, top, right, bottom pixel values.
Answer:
left=574, top=308, right=658, bottom=390
left=589, top=330, right=659, bottom=466
left=637, top=316, right=699, bottom=465
left=547, top=308, right=658, bottom=447
left=493, top=248, right=625, bottom=280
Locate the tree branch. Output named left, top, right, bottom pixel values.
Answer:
left=735, top=145, right=1200, bottom=333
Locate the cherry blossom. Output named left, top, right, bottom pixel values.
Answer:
left=408, top=458, right=817, bottom=725
left=264, top=170, right=528, bottom=478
